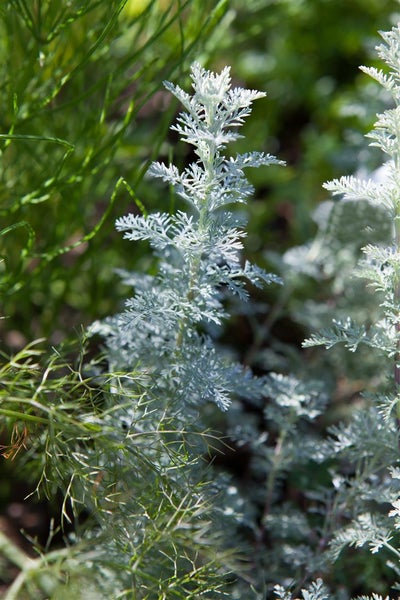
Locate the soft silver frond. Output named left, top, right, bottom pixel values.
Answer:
left=97, top=62, right=282, bottom=414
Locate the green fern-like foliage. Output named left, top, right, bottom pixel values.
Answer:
left=0, top=0, right=230, bottom=340
left=0, top=340, right=236, bottom=599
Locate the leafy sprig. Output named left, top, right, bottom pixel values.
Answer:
left=96, top=62, right=283, bottom=413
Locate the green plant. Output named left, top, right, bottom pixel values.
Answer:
left=0, top=339, right=233, bottom=599
left=0, top=0, right=229, bottom=343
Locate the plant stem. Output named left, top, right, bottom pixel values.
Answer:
left=0, top=531, right=35, bottom=571
left=0, top=532, right=82, bottom=600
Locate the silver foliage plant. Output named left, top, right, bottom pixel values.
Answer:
left=296, top=25, right=400, bottom=599
left=72, top=64, right=286, bottom=599
left=94, top=62, right=284, bottom=416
